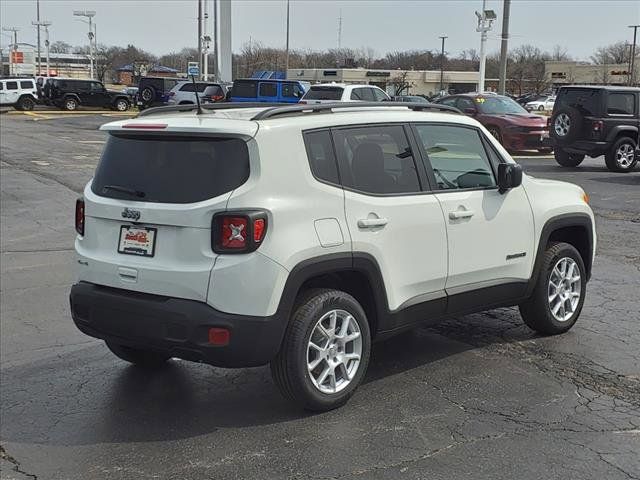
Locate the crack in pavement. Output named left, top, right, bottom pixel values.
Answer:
left=0, top=445, right=38, bottom=480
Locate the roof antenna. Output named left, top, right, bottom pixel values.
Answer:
left=191, top=74, right=203, bottom=115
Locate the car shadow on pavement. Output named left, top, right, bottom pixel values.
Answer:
left=592, top=175, right=640, bottom=185
left=0, top=309, right=538, bottom=447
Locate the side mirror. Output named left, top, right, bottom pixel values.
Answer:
left=497, top=163, right=523, bottom=194
left=464, top=107, right=477, bottom=115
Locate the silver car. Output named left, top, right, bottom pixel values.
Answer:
left=167, top=81, right=227, bottom=105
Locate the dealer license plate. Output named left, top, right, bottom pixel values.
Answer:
left=118, top=225, right=157, bottom=257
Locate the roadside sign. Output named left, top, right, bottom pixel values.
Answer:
left=187, top=62, right=200, bottom=77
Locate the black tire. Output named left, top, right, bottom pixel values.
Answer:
left=114, top=98, right=129, bottom=112
left=179, top=101, right=194, bottom=105
left=106, top=342, right=171, bottom=368
left=520, top=242, right=587, bottom=335
left=487, top=126, right=502, bottom=145
left=271, top=288, right=371, bottom=412
left=604, top=136, right=638, bottom=173
left=17, top=96, right=35, bottom=111
left=554, top=148, right=585, bottom=167
left=538, top=105, right=545, bottom=111
left=140, top=86, right=155, bottom=105
left=63, top=97, right=78, bottom=111
left=550, top=106, right=582, bottom=144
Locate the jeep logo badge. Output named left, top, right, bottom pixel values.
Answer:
left=121, top=208, right=141, bottom=221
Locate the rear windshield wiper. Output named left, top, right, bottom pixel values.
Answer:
left=102, top=185, right=146, bottom=198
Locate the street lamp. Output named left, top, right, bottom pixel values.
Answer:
left=475, top=1, right=496, bottom=92
left=73, top=10, right=96, bottom=79
left=2, top=27, right=19, bottom=76
left=439, top=35, right=448, bottom=94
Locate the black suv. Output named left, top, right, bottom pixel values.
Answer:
left=136, top=77, right=181, bottom=110
left=48, top=79, right=131, bottom=112
left=550, top=86, right=639, bottom=172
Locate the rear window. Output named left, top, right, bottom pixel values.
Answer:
left=20, top=81, right=33, bottom=89
left=232, top=80, right=258, bottom=98
left=304, top=86, right=344, bottom=100
left=92, top=135, right=250, bottom=204
left=556, top=88, right=601, bottom=116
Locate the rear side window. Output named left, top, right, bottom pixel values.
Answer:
left=607, top=93, right=635, bottom=115
left=333, top=125, right=421, bottom=195
left=0, top=83, right=3, bottom=90
left=92, top=135, right=250, bottom=203
left=350, top=88, right=367, bottom=100
left=180, top=83, right=212, bottom=93
left=6, top=81, right=17, bottom=90
left=233, top=80, right=257, bottom=98
left=304, top=87, right=343, bottom=100
left=20, top=81, right=33, bottom=89
left=414, top=124, right=496, bottom=190
left=303, top=130, right=340, bottom=185
left=556, top=88, right=600, bottom=116
left=259, top=82, right=277, bottom=97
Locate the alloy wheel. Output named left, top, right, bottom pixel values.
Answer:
left=307, top=309, right=362, bottom=394
left=615, top=143, right=635, bottom=169
left=547, top=257, right=581, bottom=322
left=554, top=113, right=570, bottom=137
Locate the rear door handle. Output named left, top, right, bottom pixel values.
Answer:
left=449, top=210, right=474, bottom=220
left=357, top=218, right=388, bottom=228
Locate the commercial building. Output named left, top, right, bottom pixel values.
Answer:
left=286, top=68, right=480, bottom=96
left=545, top=61, right=635, bottom=88
left=1, top=43, right=92, bottom=78
left=116, top=64, right=180, bottom=86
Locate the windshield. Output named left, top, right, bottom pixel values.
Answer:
left=477, top=96, right=528, bottom=115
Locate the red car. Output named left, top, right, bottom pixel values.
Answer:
left=436, top=94, right=552, bottom=153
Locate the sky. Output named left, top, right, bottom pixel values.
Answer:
left=1, top=0, right=639, bottom=61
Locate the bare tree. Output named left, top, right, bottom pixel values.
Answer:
left=591, top=41, right=628, bottom=64
left=389, top=71, right=413, bottom=96
left=551, top=45, right=571, bottom=61
left=49, top=41, right=71, bottom=54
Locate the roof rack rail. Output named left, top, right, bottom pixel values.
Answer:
left=136, top=102, right=287, bottom=118
left=250, top=101, right=461, bottom=121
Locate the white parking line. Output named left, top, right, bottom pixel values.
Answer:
left=77, top=140, right=105, bottom=144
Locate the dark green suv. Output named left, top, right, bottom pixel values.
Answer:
left=550, top=86, right=639, bottom=172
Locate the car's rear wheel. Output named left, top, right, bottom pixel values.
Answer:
left=140, top=86, right=155, bottom=104
left=538, top=105, right=545, bottom=111
left=520, top=242, right=586, bottom=335
left=554, top=149, right=585, bottom=167
left=63, top=97, right=78, bottom=111
left=605, top=136, right=637, bottom=173
left=271, top=288, right=371, bottom=411
left=106, top=342, right=171, bottom=368
left=17, top=96, right=35, bottom=111
left=114, top=98, right=129, bottom=111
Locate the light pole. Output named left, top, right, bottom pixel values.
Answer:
left=439, top=35, right=447, bottom=94
left=36, top=0, right=41, bottom=75
left=73, top=10, right=96, bottom=79
left=475, top=1, right=496, bottom=93
left=285, top=0, right=290, bottom=78
left=32, top=20, right=52, bottom=76
left=498, top=0, right=511, bottom=95
left=2, top=27, right=19, bottom=76
left=629, top=25, right=639, bottom=86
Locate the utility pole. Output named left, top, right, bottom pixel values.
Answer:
left=203, top=0, right=210, bottom=80
left=198, top=0, right=203, bottom=78
left=475, top=0, right=496, bottom=93
left=36, top=0, right=41, bottom=75
left=32, top=20, right=52, bottom=76
left=213, top=0, right=218, bottom=80
left=629, top=25, right=639, bottom=86
left=73, top=10, right=96, bottom=79
left=498, top=0, right=511, bottom=95
left=285, top=0, right=290, bottom=78
left=2, top=27, right=19, bottom=76
left=439, top=35, right=447, bottom=94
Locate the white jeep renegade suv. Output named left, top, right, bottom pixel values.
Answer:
left=70, top=102, right=596, bottom=411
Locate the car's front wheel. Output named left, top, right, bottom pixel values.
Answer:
left=63, top=97, right=78, bottom=111
left=114, top=98, right=129, bottom=111
left=554, top=149, right=585, bottom=167
left=520, top=242, right=586, bottom=335
left=605, top=136, right=637, bottom=173
left=106, top=342, right=171, bottom=368
left=271, top=289, right=371, bottom=411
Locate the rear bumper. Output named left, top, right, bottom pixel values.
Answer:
left=70, top=281, right=288, bottom=368
left=553, top=140, right=609, bottom=156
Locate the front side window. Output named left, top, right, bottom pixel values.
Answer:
left=457, top=97, right=476, bottom=112
left=90, top=82, right=104, bottom=92
left=607, top=93, right=635, bottom=115
left=415, top=124, right=496, bottom=190
left=350, top=88, right=366, bottom=100
left=0, top=83, right=4, bottom=90
left=303, top=130, right=340, bottom=184
left=20, top=81, right=33, bottom=89
left=371, top=88, right=389, bottom=101
left=333, top=125, right=421, bottom=195
left=439, top=97, right=458, bottom=107
left=6, top=81, right=17, bottom=90
left=282, top=82, right=303, bottom=98
left=259, top=82, right=277, bottom=97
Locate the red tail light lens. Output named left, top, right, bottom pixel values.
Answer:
left=212, top=95, right=224, bottom=102
left=592, top=120, right=604, bottom=132
left=208, top=327, right=230, bottom=346
left=75, top=198, right=85, bottom=235
left=212, top=211, right=268, bottom=254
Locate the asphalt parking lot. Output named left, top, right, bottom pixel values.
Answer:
left=0, top=110, right=639, bottom=480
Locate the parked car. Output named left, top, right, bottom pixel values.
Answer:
left=121, top=86, right=139, bottom=103
left=167, top=81, right=227, bottom=105
left=229, top=78, right=307, bottom=103
left=435, top=93, right=551, bottom=152
left=516, top=93, right=545, bottom=106
left=550, top=85, right=639, bottom=172
left=526, top=95, right=556, bottom=112
left=300, top=83, right=390, bottom=104
left=47, top=79, right=131, bottom=111
left=392, top=95, right=429, bottom=104
left=0, top=77, right=37, bottom=110
left=70, top=101, right=595, bottom=411
left=136, top=77, right=182, bottom=110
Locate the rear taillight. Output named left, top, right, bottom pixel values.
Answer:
left=167, top=91, right=175, bottom=97
left=212, top=211, right=268, bottom=254
left=75, top=198, right=85, bottom=235
left=592, top=120, right=604, bottom=133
